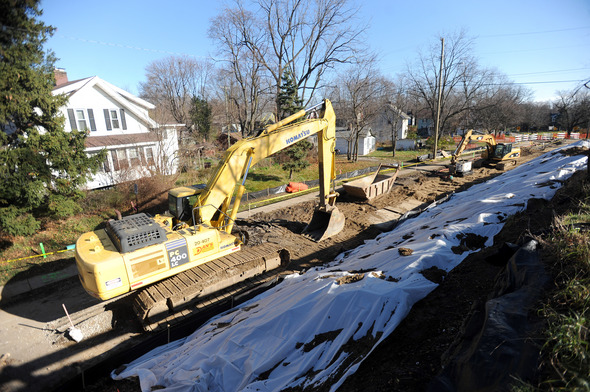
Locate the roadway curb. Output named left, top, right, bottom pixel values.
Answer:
left=0, top=263, right=78, bottom=302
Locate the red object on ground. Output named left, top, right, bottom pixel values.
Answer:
left=286, top=182, right=308, bottom=193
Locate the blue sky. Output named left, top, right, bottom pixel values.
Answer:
left=39, top=0, right=590, bottom=102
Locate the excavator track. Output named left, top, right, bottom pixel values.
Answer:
left=133, top=243, right=290, bottom=331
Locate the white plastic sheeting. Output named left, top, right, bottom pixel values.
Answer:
left=114, top=141, right=589, bottom=392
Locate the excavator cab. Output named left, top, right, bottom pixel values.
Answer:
left=492, top=143, right=521, bottom=161
left=493, top=143, right=512, bottom=160
left=168, top=185, right=206, bottom=223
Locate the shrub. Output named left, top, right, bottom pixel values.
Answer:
left=47, top=194, right=83, bottom=219
left=0, top=206, right=41, bottom=236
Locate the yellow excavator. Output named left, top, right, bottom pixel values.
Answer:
left=450, top=130, right=521, bottom=175
left=75, top=99, right=345, bottom=330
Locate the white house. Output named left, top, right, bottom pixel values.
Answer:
left=370, top=104, right=412, bottom=144
left=335, top=127, right=376, bottom=156
left=52, top=71, right=180, bottom=189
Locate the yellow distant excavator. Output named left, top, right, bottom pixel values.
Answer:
left=75, top=99, right=345, bottom=330
left=450, top=130, right=521, bottom=175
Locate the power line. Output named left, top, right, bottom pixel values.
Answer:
left=481, top=42, right=590, bottom=56
left=1, top=22, right=210, bottom=59
left=508, top=68, right=590, bottom=77
left=53, top=33, right=210, bottom=60
left=480, top=26, right=590, bottom=38
left=514, top=79, right=584, bottom=85
left=487, top=79, right=586, bottom=86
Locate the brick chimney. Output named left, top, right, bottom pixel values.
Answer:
left=54, top=68, right=68, bottom=87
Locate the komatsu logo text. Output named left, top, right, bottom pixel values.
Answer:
left=286, top=129, right=310, bottom=145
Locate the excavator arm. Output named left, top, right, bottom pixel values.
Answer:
left=195, top=100, right=337, bottom=228
left=451, top=130, right=498, bottom=164
left=181, top=99, right=343, bottom=241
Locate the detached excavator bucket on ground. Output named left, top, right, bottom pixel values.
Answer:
left=302, top=205, right=345, bottom=242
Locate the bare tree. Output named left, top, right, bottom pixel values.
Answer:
left=380, top=77, right=410, bottom=157
left=139, top=56, right=214, bottom=130
left=405, top=30, right=492, bottom=136
left=516, top=101, right=551, bottom=132
left=331, top=57, right=387, bottom=161
left=209, top=7, right=272, bottom=137
left=467, top=73, right=530, bottom=134
left=554, top=88, right=590, bottom=134
left=210, top=0, right=367, bottom=120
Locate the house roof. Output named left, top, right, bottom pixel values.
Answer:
left=335, top=127, right=375, bottom=138
left=85, top=132, right=159, bottom=149
left=52, top=76, right=157, bottom=128
left=384, top=104, right=411, bottom=120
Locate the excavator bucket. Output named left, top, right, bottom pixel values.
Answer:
left=302, top=205, right=345, bottom=242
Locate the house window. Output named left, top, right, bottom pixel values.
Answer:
left=67, top=109, right=96, bottom=132
left=128, top=148, right=140, bottom=166
left=76, top=110, right=88, bottom=130
left=110, top=110, right=120, bottom=129
left=145, top=147, right=154, bottom=165
left=88, top=151, right=110, bottom=172
left=116, top=149, right=129, bottom=170
left=104, top=109, right=127, bottom=131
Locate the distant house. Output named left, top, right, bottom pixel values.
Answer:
left=417, top=118, right=433, bottom=136
left=52, top=70, right=180, bottom=189
left=335, top=127, right=376, bottom=156
left=370, top=104, right=412, bottom=143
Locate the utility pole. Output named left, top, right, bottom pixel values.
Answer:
left=433, top=37, right=444, bottom=160
left=224, top=86, right=230, bottom=149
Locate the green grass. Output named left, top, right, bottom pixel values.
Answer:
left=243, top=157, right=382, bottom=192
left=536, top=184, right=590, bottom=390
left=369, top=147, right=431, bottom=161
left=0, top=213, right=110, bottom=284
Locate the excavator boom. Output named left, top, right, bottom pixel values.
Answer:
left=451, top=130, right=497, bottom=164
left=196, top=100, right=340, bottom=231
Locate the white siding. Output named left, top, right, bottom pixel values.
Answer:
left=53, top=77, right=179, bottom=189
left=335, top=130, right=376, bottom=156
left=396, top=139, right=416, bottom=150
left=60, top=85, right=152, bottom=135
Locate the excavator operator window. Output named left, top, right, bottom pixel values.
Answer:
left=168, top=194, right=179, bottom=219
left=494, top=143, right=512, bottom=159
left=169, top=191, right=201, bottom=222
left=172, top=195, right=199, bottom=222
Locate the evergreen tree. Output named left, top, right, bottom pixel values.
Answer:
left=189, top=96, right=212, bottom=141
left=282, top=140, right=312, bottom=180
left=277, top=69, right=303, bottom=118
left=278, top=69, right=311, bottom=180
left=0, top=0, right=105, bottom=236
